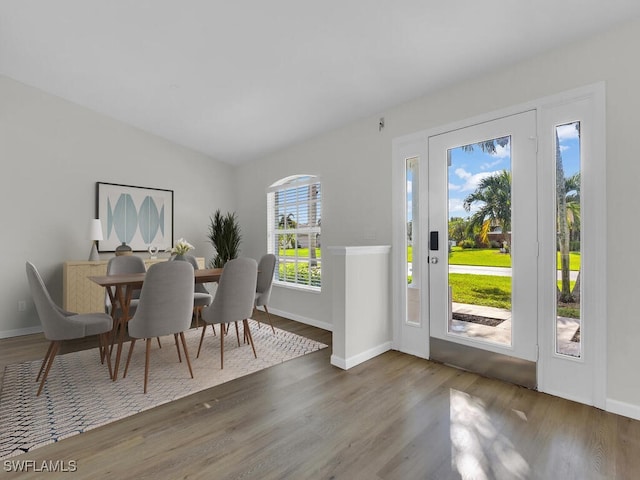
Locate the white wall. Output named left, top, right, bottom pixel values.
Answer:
left=236, top=104, right=394, bottom=330
left=235, top=18, right=640, bottom=410
left=0, top=76, right=236, bottom=335
left=329, top=246, right=392, bottom=370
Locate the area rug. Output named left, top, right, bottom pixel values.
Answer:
left=0, top=320, right=327, bottom=459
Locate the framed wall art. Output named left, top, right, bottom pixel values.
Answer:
left=96, top=182, right=174, bottom=252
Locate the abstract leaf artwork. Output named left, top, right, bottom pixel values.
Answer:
left=96, top=182, right=174, bottom=252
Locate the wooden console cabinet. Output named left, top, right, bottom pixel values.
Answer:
left=63, top=257, right=205, bottom=313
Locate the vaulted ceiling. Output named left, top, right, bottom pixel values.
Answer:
left=2, top=1, right=640, bottom=164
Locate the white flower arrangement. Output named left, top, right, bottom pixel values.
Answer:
left=170, top=238, right=194, bottom=255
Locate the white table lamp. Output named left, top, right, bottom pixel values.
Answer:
left=89, top=219, right=103, bottom=261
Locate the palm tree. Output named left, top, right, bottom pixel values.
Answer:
left=556, top=126, right=581, bottom=303
left=564, top=172, right=581, bottom=243
left=463, top=170, right=512, bottom=246
left=564, top=172, right=581, bottom=302
left=461, top=136, right=510, bottom=155
left=278, top=213, right=297, bottom=250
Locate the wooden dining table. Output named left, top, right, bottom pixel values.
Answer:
left=89, top=267, right=224, bottom=381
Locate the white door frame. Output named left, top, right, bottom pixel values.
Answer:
left=391, top=134, right=431, bottom=359
left=536, top=84, right=607, bottom=408
left=392, top=82, right=606, bottom=407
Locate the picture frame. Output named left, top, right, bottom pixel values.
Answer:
left=96, top=182, right=174, bottom=253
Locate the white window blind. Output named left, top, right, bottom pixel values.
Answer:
left=267, top=175, right=321, bottom=290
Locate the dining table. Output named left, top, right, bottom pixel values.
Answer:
left=89, top=267, right=224, bottom=381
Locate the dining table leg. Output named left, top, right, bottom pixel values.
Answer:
left=111, top=284, right=133, bottom=381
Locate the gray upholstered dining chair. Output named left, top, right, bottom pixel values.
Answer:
left=197, top=257, right=258, bottom=369
left=123, top=261, right=195, bottom=393
left=170, top=254, right=213, bottom=328
left=26, top=261, right=113, bottom=396
left=105, top=255, right=161, bottom=351
left=254, top=253, right=276, bottom=333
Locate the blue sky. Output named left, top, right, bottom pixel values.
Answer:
left=405, top=122, right=580, bottom=223
left=447, top=122, right=580, bottom=219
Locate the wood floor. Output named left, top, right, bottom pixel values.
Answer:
left=2, top=312, right=640, bottom=479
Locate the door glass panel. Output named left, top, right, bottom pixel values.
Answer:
left=406, top=157, right=420, bottom=325
left=447, top=136, right=512, bottom=346
left=555, top=122, right=581, bottom=358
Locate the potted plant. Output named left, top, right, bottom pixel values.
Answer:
left=207, top=209, right=241, bottom=268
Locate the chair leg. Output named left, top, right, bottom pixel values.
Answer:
left=243, top=319, right=257, bottom=359
left=157, top=337, right=162, bottom=348
left=263, top=305, right=275, bottom=334
left=99, top=337, right=106, bottom=364
left=197, top=323, right=207, bottom=358
left=179, top=332, right=194, bottom=379
left=144, top=338, right=152, bottom=394
left=100, top=333, right=113, bottom=380
left=234, top=321, right=240, bottom=346
left=174, top=333, right=182, bottom=363
left=36, top=341, right=55, bottom=382
left=112, top=316, right=129, bottom=382
left=109, top=316, right=124, bottom=357
left=123, top=338, right=137, bottom=378
left=108, top=317, right=117, bottom=357
left=220, top=325, right=224, bottom=369
left=37, top=340, right=60, bottom=396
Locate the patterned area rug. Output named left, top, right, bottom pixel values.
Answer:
left=0, top=320, right=327, bottom=459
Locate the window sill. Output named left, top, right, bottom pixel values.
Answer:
left=273, top=281, right=321, bottom=294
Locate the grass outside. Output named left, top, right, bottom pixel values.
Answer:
left=449, top=273, right=511, bottom=310
left=448, top=247, right=581, bottom=270
left=280, top=248, right=321, bottom=259
left=449, top=273, right=579, bottom=318
left=449, top=247, right=512, bottom=267
left=409, top=246, right=581, bottom=270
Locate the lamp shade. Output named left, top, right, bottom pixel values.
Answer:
left=89, top=219, right=104, bottom=241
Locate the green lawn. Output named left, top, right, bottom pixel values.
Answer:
left=448, top=247, right=512, bottom=267
left=449, top=273, right=578, bottom=317
left=449, top=273, right=512, bottom=310
left=280, top=248, right=321, bottom=258
left=409, top=246, right=580, bottom=270
left=407, top=247, right=580, bottom=317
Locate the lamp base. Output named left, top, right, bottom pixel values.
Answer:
left=89, top=242, right=100, bottom=261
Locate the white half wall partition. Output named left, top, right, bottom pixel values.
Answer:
left=328, top=245, right=392, bottom=369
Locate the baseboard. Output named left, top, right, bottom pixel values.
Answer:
left=330, top=355, right=347, bottom=369
left=330, top=341, right=392, bottom=370
left=266, top=307, right=333, bottom=332
left=0, top=325, right=43, bottom=339
left=606, top=398, right=640, bottom=421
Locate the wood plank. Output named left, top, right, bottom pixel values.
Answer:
left=1, top=312, right=640, bottom=479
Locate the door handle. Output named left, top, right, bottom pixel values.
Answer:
left=430, top=257, right=438, bottom=264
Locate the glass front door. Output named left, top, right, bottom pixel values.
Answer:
left=428, top=111, right=538, bottom=369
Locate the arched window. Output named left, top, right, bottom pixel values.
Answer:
left=267, top=175, right=321, bottom=290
